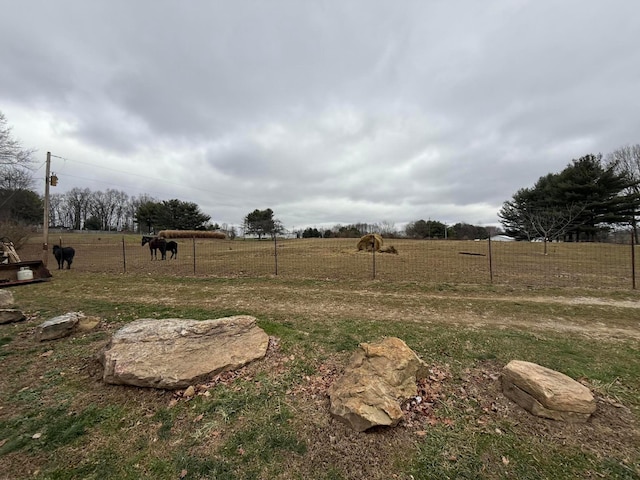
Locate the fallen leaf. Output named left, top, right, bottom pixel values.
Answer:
left=40, top=350, right=54, bottom=357
left=415, top=430, right=427, bottom=437
left=180, top=469, right=188, bottom=478
left=193, top=414, right=204, bottom=423
left=502, top=456, right=509, bottom=465
left=32, top=433, right=42, bottom=439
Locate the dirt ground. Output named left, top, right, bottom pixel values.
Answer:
left=2, top=271, right=640, bottom=478
left=166, top=339, right=640, bottom=479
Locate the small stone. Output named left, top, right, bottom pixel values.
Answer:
left=184, top=386, right=195, bottom=398
left=0, top=290, right=15, bottom=308
left=0, top=308, right=25, bottom=325
left=36, top=312, right=84, bottom=341
left=76, top=316, right=101, bottom=332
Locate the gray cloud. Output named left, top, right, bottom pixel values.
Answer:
left=1, top=0, right=639, bottom=230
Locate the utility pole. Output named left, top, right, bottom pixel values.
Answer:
left=42, top=152, right=51, bottom=266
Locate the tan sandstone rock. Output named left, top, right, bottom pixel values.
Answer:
left=101, top=315, right=269, bottom=389
left=502, top=360, right=596, bottom=422
left=328, top=337, right=428, bottom=432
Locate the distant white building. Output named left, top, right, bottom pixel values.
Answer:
left=490, top=235, right=515, bottom=242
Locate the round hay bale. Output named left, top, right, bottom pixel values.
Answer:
left=157, top=230, right=226, bottom=239
left=357, top=233, right=383, bottom=252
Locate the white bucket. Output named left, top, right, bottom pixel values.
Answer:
left=17, top=267, right=34, bottom=281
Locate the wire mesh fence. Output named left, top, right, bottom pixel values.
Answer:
left=18, top=234, right=638, bottom=289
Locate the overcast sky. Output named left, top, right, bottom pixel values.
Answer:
left=1, top=1, right=639, bottom=231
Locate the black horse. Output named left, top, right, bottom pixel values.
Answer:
left=141, top=236, right=167, bottom=260
left=53, top=245, right=75, bottom=269
left=166, top=241, right=178, bottom=259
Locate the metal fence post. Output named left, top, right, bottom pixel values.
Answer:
left=488, top=236, right=493, bottom=284
left=632, top=230, right=636, bottom=290
left=193, top=237, right=196, bottom=274
left=372, top=237, right=376, bottom=280
left=122, top=236, right=126, bottom=273
left=274, top=236, right=278, bottom=275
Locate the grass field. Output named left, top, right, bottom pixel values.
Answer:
left=1, top=233, right=639, bottom=479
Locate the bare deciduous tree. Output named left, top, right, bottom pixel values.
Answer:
left=522, top=205, right=586, bottom=254
left=0, top=112, right=34, bottom=189
left=64, top=188, right=92, bottom=230
left=607, top=144, right=640, bottom=241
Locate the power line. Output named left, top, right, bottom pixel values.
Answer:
left=51, top=171, right=241, bottom=210
left=44, top=155, right=246, bottom=206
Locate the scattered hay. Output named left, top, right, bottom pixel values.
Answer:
left=157, top=230, right=226, bottom=239
left=378, top=245, right=398, bottom=254
left=357, top=233, right=383, bottom=252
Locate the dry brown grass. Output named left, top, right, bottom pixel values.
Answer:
left=19, top=234, right=637, bottom=289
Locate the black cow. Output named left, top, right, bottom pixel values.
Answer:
left=53, top=245, right=75, bottom=269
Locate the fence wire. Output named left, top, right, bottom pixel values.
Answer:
left=19, top=235, right=637, bottom=290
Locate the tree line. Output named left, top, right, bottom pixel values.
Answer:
left=47, top=190, right=217, bottom=232
left=499, top=147, right=640, bottom=244
left=294, top=221, right=499, bottom=240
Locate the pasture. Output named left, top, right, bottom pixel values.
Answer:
left=0, top=233, right=639, bottom=479
left=19, top=233, right=639, bottom=288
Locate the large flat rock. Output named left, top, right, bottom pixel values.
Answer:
left=101, top=315, right=269, bottom=389
left=502, top=360, right=596, bottom=422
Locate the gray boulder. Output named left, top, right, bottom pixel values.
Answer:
left=101, top=315, right=269, bottom=389
left=502, top=360, right=596, bottom=422
left=0, top=308, right=25, bottom=325
left=36, top=312, right=86, bottom=341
